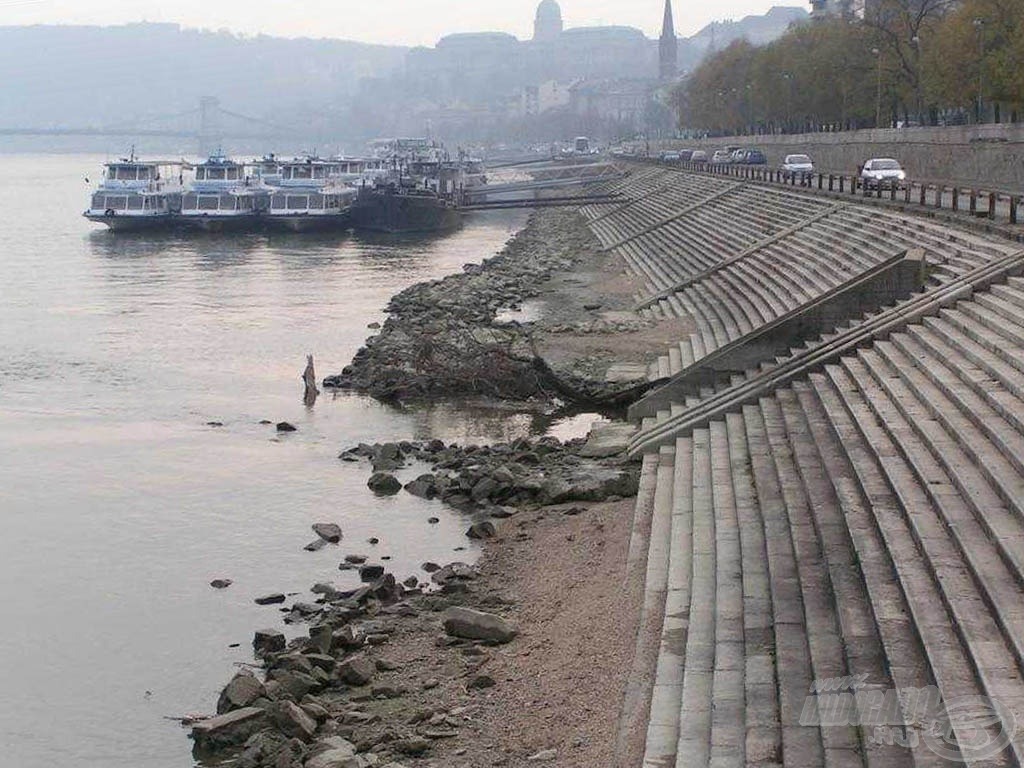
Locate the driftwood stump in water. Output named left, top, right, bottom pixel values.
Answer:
left=303, top=354, right=319, bottom=407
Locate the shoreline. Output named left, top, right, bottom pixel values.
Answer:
left=324, top=208, right=692, bottom=409
left=188, top=207, right=668, bottom=767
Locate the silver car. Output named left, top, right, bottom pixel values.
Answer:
left=781, top=153, right=814, bottom=179
left=860, top=158, right=907, bottom=189
left=711, top=149, right=733, bottom=164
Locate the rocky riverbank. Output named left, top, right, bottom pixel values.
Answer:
left=323, top=208, right=693, bottom=406
left=186, top=206, right=669, bottom=767
left=189, top=435, right=642, bottom=768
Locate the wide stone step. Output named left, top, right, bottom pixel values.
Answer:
left=743, top=403, right=825, bottom=767
left=642, top=444, right=683, bottom=767
left=676, top=428, right=716, bottom=765
left=821, top=361, right=1018, bottom=764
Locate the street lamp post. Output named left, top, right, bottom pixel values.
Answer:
left=973, top=18, right=986, bottom=123
left=872, top=47, right=883, bottom=128
left=781, top=72, right=792, bottom=133
left=745, top=83, right=753, bottom=134
left=910, top=35, right=923, bottom=125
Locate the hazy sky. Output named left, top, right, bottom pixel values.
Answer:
left=0, top=0, right=791, bottom=45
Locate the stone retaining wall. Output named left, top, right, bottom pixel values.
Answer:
left=655, top=123, right=1024, bottom=193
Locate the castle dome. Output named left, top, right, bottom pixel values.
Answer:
left=534, top=0, right=564, bottom=42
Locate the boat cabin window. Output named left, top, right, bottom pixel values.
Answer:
left=287, top=166, right=313, bottom=180
left=109, top=165, right=152, bottom=181
left=287, top=195, right=310, bottom=210
left=207, top=168, right=227, bottom=181
left=198, top=195, right=220, bottom=211
left=104, top=195, right=129, bottom=210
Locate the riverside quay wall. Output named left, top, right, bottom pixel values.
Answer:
left=658, top=123, right=1024, bottom=193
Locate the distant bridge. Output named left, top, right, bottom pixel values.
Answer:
left=0, top=97, right=328, bottom=152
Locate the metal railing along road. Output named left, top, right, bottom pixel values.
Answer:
left=635, top=157, right=1024, bottom=232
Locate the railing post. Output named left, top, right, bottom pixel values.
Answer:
left=1011, top=196, right=1020, bottom=225
left=970, top=190, right=977, bottom=214
left=989, top=192, right=997, bottom=219
left=920, top=184, right=927, bottom=206
left=828, top=174, right=834, bottom=192
left=904, top=183, right=911, bottom=203
left=952, top=188, right=959, bottom=212
left=839, top=176, right=844, bottom=193
left=935, top=186, right=943, bottom=209
left=890, top=183, right=897, bottom=201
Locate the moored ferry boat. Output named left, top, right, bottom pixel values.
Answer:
left=264, top=158, right=357, bottom=232
left=265, top=185, right=357, bottom=232
left=84, top=154, right=183, bottom=231
left=180, top=154, right=265, bottom=232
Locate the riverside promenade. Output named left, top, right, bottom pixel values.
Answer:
left=590, top=164, right=1024, bottom=767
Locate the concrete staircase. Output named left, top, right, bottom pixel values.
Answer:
left=611, top=169, right=1024, bottom=767
left=628, top=296, right=1024, bottom=763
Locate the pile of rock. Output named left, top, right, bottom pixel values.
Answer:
left=322, top=211, right=594, bottom=402
left=341, top=436, right=640, bottom=520
left=191, top=559, right=516, bottom=768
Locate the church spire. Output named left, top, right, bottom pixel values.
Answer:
left=659, top=0, right=678, bottom=81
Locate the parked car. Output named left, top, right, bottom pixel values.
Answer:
left=860, top=158, right=907, bottom=189
left=679, top=149, right=695, bottom=162
left=711, top=149, right=733, bottom=164
left=660, top=151, right=681, bottom=163
left=690, top=150, right=708, bottom=164
left=737, top=149, right=767, bottom=165
left=729, top=149, right=746, bottom=164
left=781, top=153, right=814, bottom=179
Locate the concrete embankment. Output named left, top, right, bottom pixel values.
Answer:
left=657, top=122, right=1024, bottom=192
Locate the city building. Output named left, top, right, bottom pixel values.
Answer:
left=660, top=0, right=679, bottom=81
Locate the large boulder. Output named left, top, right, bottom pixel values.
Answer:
left=254, top=629, right=286, bottom=657
left=371, top=443, right=404, bottom=471
left=337, top=655, right=376, bottom=686
left=442, top=606, right=517, bottom=644
left=367, top=473, right=402, bottom=496
left=217, top=670, right=266, bottom=714
left=267, top=700, right=318, bottom=741
left=404, top=474, right=438, bottom=499
left=191, top=707, right=267, bottom=752
left=312, top=523, right=343, bottom=543
left=305, top=736, right=359, bottom=768
left=430, top=562, right=477, bottom=586
left=466, top=520, right=497, bottom=539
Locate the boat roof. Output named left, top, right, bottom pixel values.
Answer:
left=105, top=159, right=180, bottom=167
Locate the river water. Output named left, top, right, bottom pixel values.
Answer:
left=0, top=155, right=582, bottom=767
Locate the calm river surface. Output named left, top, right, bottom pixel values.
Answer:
left=0, top=155, right=579, bottom=767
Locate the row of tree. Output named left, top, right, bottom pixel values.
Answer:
left=672, top=0, right=1024, bottom=135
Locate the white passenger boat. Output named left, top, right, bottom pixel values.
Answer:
left=264, top=158, right=357, bottom=232
left=180, top=154, right=265, bottom=232
left=83, top=153, right=183, bottom=231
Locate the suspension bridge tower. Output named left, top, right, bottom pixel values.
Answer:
left=199, top=96, right=223, bottom=156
